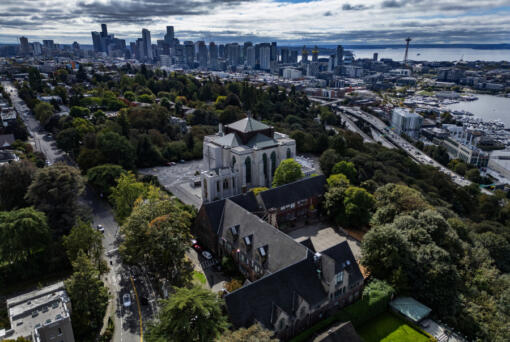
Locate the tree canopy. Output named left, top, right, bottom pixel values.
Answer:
left=272, top=158, right=303, bottom=187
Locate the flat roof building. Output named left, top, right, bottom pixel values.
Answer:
left=391, top=108, right=423, bottom=139
left=1, top=282, right=75, bottom=342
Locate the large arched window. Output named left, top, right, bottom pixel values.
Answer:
left=245, top=157, right=252, bottom=184
left=270, top=151, right=277, bottom=176
left=263, top=153, right=268, bottom=180
left=287, top=148, right=292, bottom=159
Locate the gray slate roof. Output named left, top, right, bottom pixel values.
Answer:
left=247, top=133, right=278, bottom=149
left=259, top=175, right=327, bottom=210
left=203, top=192, right=259, bottom=234
left=212, top=133, right=242, bottom=148
left=312, top=321, right=363, bottom=342
left=321, top=241, right=364, bottom=287
left=226, top=117, right=271, bottom=133
left=225, top=252, right=327, bottom=329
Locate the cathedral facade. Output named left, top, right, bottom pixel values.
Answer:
left=201, top=117, right=296, bottom=203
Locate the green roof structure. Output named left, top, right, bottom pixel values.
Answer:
left=390, top=297, right=432, bottom=323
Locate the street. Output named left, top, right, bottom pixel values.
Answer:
left=4, top=81, right=148, bottom=342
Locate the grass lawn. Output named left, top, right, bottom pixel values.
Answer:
left=358, top=312, right=430, bottom=342
left=192, top=271, right=207, bottom=285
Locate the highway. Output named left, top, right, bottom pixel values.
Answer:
left=4, top=81, right=150, bottom=342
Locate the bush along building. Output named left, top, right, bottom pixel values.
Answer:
left=192, top=177, right=364, bottom=340
left=201, top=116, right=296, bottom=203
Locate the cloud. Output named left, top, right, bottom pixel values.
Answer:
left=342, top=3, right=371, bottom=11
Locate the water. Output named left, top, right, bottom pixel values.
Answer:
left=317, top=48, right=509, bottom=62
left=445, top=94, right=510, bottom=127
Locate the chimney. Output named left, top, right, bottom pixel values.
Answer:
left=314, top=252, right=322, bottom=279
left=219, top=123, right=224, bottom=136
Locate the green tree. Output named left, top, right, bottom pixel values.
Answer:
left=319, top=149, right=340, bottom=176
left=120, top=195, right=193, bottom=285
left=331, top=161, right=357, bottom=183
left=109, top=172, right=149, bottom=223
left=0, top=207, right=51, bottom=264
left=87, top=164, right=126, bottom=196
left=63, top=220, right=107, bottom=274
left=97, top=131, right=136, bottom=170
left=326, top=173, right=350, bottom=189
left=219, top=324, right=278, bottom=342
left=65, top=252, right=109, bottom=341
left=0, top=160, right=36, bottom=210
left=69, top=106, right=91, bottom=118
left=466, top=168, right=482, bottom=184
left=56, top=127, right=81, bottom=153
left=28, top=67, right=43, bottom=91
left=343, top=186, right=375, bottom=227
left=272, top=159, right=303, bottom=187
left=146, top=286, right=228, bottom=342
left=25, top=164, right=84, bottom=234
left=33, top=102, right=54, bottom=126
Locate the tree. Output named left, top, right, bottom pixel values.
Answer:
left=272, top=159, right=303, bottom=187
left=0, top=207, right=51, bottom=264
left=319, top=149, right=340, bottom=176
left=466, top=168, right=482, bottom=184
left=120, top=195, right=193, bottom=285
left=343, top=186, right=375, bottom=227
left=25, top=164, right=84, bottom=234
left=331, top=161, right=357, bottom=183
left=33, top=102, right=54, bottom=126
left=69, top=106, right=90, bottom=118
left=28, top=67, right=43, bottom=91
left=146, top=286, right=228, bottom=342
left=109, top=172, right=149, bottom=223
left=63, top=220, right=107, bottom=274
left=87, top=164, right=126, bottom=196
left=0, top=160, right=36, bottom=210
left=327, top=173, right=350, bottom=189
left=97, top=130, right=136, bottom=170
left=219, top=324, right=278, bottom=342
left=65, top=252, right=109, bottom=341
left=56, top=127, right=81, bottom=153
left=330, top=134, right=346, bottom=155
left=77, top=148, right=107, bottom=172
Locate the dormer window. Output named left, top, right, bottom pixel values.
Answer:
left=230, top=225, right=239, bottom=239
left=258, top=246, right=267, bottom=257
left=243, top=235, right=252, bottom=248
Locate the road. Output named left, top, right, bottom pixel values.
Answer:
left=4, top=81, right=149, bottom=342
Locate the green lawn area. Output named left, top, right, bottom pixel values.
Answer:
left=192, top=271, right=207, bottom=285
left=358, top=312, right=430, bottom=342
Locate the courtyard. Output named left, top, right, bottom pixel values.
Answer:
left=357, top=312, right=430, bottom=342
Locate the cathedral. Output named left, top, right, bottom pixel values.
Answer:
left=201, top=117, right=296, bottom=203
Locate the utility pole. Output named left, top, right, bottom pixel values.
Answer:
left=404, top=37, right=412, bottom=65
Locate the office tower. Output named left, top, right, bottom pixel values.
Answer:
left=218, top=44, right=225, bottom=59
left=246, top=46, right=256, bottom=68
left=160, top=54, right=171, bottom=67
left=328, top=54, right=335, bottom=72
left=91, top=32, right=101, bottom=52
left=280, top=48, right=289, bottom=64
left=336, top=45, right=344, bottom=65
left=259, top=44, right=271, bottom=70
left=312, top=45, right=319, bottom=62
left=290, top=50, right=298, bottom=64
left=307, top=62, right=319, bottom=76
left=43, top=40, right=55, bottom=50
left=301, top=45, right=309, bottom=64
left=226, top=43, right=240, bottom=67
left=209, top=42, right=218, bottom=69
left=373, top=52, right=378, bottom=61
left=197, top=41, right=208, bottom=69
left=142, top=28, right=153, bottom=60
left=164, top=26, right=174, bottom=43
left=72, top=41, right=80, bottom=51
left=101, top=24, right=108, bottom=37
left=129, top=42, right=136, bottom=57
left=243, top=42, right=252, bottom=63
left=19, top=37, right=30, bottom=55
left=270, top=42, right=277, bottom=61
left=31, top=42, right=42, bottom=56
left=184, top=41, right=194, bottom=67
left=136, top=38, right=144, bottom=60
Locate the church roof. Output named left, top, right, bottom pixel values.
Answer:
left=247, top=133, right=278, bottom=149
left=213, top=133, right=242, bottom=148
left=226, top=117, right=271, bottom=133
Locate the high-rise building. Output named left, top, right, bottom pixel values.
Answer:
left=209, top=42, right=218, bottom=69
left=31, top=42, right=42, bottom=56
left=101, top=24, right=108, bottom=37
left=91, top=32, right=102, bottom=52
left=328, top=54, right=335, bottom=72
left=373, top=52, right=378, bottom=61
left=259, top=43, right=271, bottom=70
left=312, top=45, right=319, bottom=62
left=246, top=46, right=256, bottom=68
left=19, top=37, right=30, bottom=55
left=336, top=45, right=344, bottom=65
left=226, top=43, right=240, bottom=67
left=197, top=41, right=208, bottom=69
left=270, top=42, right=277, bottom=62
left=142, top=28, right=153, bottom=60
left=280, top=48, right=289, bottom=64
left=290, top=50, right=298, bottom=64
left=164, top=26, right=174, bottom=43
left=72, top=41, right=80, bottom=51
left=243, top=42, right=252, bottom=63
left=301, top=45, right=309, bottom=64
left=218, top=44, right=225, bottom=59
left=43, top=40, right=55, bottom=50
left=184, top=41, right=194, bottom=67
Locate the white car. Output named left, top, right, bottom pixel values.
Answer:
left=96, top=224, right=105, bottom=233
left=122, top=294, right=131, bottom=307
left=202, top=251, right=213, bottom=260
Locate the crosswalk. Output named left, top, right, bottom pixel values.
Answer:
left=201, top=258, right=218, bottom=269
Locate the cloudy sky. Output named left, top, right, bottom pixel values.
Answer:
left=1, top=0, right=510, bottom=45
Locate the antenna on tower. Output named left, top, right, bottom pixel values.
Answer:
left=404, top=37, right=412, bottom=65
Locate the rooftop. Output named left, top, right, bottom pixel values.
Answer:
left=390, top=296, right=432, bottom=323
left=226, top=117, right=271, bottom=133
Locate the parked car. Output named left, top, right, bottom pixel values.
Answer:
left=96, top=224, right=105, bottom=233
left=122, top=294, right=131, bottom=307
left=202, top=251, right=213, bottom=260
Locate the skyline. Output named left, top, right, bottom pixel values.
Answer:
left=1, top=0, right=510, bottom=45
